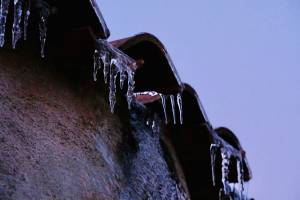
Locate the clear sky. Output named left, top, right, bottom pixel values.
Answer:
left=98, top=1, right=300, bottom=199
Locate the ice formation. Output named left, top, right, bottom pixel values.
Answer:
left=220, top=148, right=230, bottom=196
left=0, top=0, right=48, bottom=57
left=170, top=95, right=176, bottom=124
left=93, top=39, right=137, bottom=113
left=160, top=94, right=168, bottom=124
left=210, top=143, right=218, bottom=186
left=133, top=91, right=184, bottom=126
left=177, top=93, right=183, bottom=124
left=23, top=0, right=30, bottom=40
left=12, top=0, right=23, bottom=49
left=210, top=136, right=248, bottom=200
left=0, top=0, right=11, bottom=47
left=160, top=94, right=183, bottom=125
left=39, top=14, right=47, bottom=58
left=0, top=1, right=249, bottom=199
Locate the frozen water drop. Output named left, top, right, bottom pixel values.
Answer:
left=177, top=93, right=183, bottom=124
left=170, top=95, right=176, bottom=124
left=0, top=0, right=10, bottom=47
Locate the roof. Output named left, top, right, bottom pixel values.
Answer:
left=110, top=32, right=252, bottom=198
left=1, top=1, right=252, bottom=198
left=111, top=33, right=182, bottom=94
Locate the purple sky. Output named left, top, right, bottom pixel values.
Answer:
left=98, top=1, right=300, bottom=199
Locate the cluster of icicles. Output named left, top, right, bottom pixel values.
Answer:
left=93, top=39, right=136, bottom=113
left=93, top=40, right=185, bottom=126
left=210, top=142, right=248, bottom=200
left=0, top=0, right=48, bottom=57
left=134, top=91, right=184, bottom=125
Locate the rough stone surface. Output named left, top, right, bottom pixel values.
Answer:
left=0, top=47, right=126, bottom=200
left=0, top=47, right=188, bottom=200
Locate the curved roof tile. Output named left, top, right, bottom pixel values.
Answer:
left=111, top=33, right=182, bottom=94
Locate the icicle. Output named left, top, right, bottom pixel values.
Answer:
left=236, top=160, right=242, bottom=200
left=126, top=70, right=135, bottom=109
left=221, top=148, right=230, bottom=196
left=160, top=94, right=168, bottom=124
left=12, top=0, right=23, bottom=49
left=210, top=144, right=218, bottom=186
left=119, top=69, right=126, bottom=89
left=176, top=93, right=183, bottom=124
left=39, top=14, right=47, bottom=58
left=101, top=53, right=109, bottom=84
left=237, top=159, right=245, bottom=200
left=94, top=39, right=137, bottom=112
left=23, top=0, right=30, bottom=40
left=109, top=59, right=118, bottom=113
left=0, top=0, right=10, bottom=47
left=93, top=50, right=101, bottom=81
left=170, top=95, right=176, bottom=124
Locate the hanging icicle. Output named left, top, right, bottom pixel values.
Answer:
left=177, top=93, right=183, bottom=124
left=93, top=39, right=137, bottom=113
left=109, top=58, right=118, bottom=113
left=220, top=148, right=230, bottom=196
left=0, top=0, right=50, bottom=58
left=210, top=144, right=219, bottom=186
left=103, top=54, right=109, bottom=84
left=160, top=93, right=184, bottom=125
left=126, top=70, right=135, bottom=110
left=237, top=159, right=245, bottom=200
left=93, top=50, right=101, bottom=81
left=93, top=39, right=185, bottom=124
left=39, top=13, right=47, bottom=58
left=12, top=0, right=23, bottom=49
left=236, top=160, right=242, bottom=200
left=119, top=69, right=126, bottom=89
left=159, top=94, right=168, bottom=124
left=23, top=0, right=30, bottom=40
left=133, top=91, right=184, bottom=125
left=170, top=95, right=176, bottom=124
left=0, top=0, right=50, bottom=57
left=210, top=131, right=250, bottom=200
left=94, top=50, right=110, bottom=83
left=0, top=0, right=10, bottom=47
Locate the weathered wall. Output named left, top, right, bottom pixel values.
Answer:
left=0, top=47, right=188, bottom=199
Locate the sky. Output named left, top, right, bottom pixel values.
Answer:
left=98, top=1, right=300, bottom=199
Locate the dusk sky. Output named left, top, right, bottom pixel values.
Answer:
left=98, top=1, right=300, bottom=199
